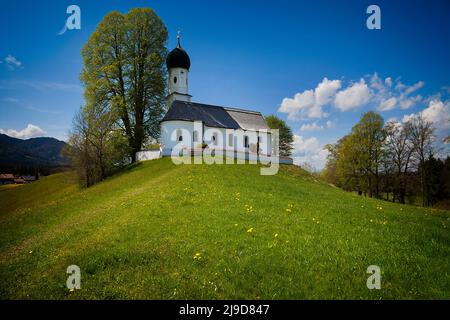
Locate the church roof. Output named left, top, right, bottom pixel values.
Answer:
left=161, top=101, right=270, bottom=131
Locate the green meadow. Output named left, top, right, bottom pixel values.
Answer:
left=0, top=158, right=449, bottom=299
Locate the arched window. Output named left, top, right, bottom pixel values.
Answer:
left=174, top=76, right=178, bottom=84
left=176, top=129, right=182, bottom=141
left=212, top=133, right=217, bottom=145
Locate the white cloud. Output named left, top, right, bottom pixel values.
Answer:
left=378, top=97, right=397, bottom=111
left=0, top=124, right=46, bottom=139
left=279, top=73, right=427, bottom=120
left=3, top=54, right=23, bottom=70
left=402, top=99, right=450, bottom=157
left=279, top=78, right=341, bottom=120
left=404, top=81, right=424, bottom=95
left=300, top=122, right=322, bottom=132
left=292, top=135, right=329, bottom=170
left=315, top=78, right=342, bottom=106
left=402, top=99, right=450, bottom=129
left=370, top=73, right=424, bottom=111
left=334, top=79, right=370, bottom=111
left=299, top=120, right=335, bottom=132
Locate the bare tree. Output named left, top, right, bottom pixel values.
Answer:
left=384, top=120, right=414, bottom=203
left=405, top=113, right=435, bottom=206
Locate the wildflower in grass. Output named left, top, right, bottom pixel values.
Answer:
left=285, top=208, right=292, bottom=212
left=193, top=252, right=202, bottom=260
left=29, top=251, right=32, bottom=254
left=274, top=233, right=278, bottom=238
left=234, top=223, right=238, bottom=227
left=370, top=219, right=373, bottom=223
left=247, top=227, right=254, bottom=233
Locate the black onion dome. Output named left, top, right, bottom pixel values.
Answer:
left=166, top=47, right=190, bottom=70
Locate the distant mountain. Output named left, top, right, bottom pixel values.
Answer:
left=0, top=134, right=69, bottom=167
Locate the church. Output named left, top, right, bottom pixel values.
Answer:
left=160, top=34, right=273, bottom=160
left=139, top=34, right=289, bottom=163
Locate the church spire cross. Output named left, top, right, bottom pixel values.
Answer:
left=177, top=30, right=181, bottom=48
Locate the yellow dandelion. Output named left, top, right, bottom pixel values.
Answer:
left=274, top=233, right=278, bottom=237
left=247, top=227, right=254, bottom=233
left=193, top=252, right=202, bottom=260
left=285, top=208, right=292, bottom=212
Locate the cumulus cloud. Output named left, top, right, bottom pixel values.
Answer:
left=2, top=54, right=23, bottom=70
left=370, top=73, right=424, bottom=111
left=334, top=79, right=371, bottom=111
left=0, top=124, right=46, bottom=139
left=279, top=73, right=426, bottom=119
left=402, top=99, right=450, bottom=129
left=402, top=99, right=450, bottom=155
left=292, top=135, right=329, bottom=170
left=279, top=78, right=341, bottom=120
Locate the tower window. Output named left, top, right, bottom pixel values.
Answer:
left=174, top=76, right=177, bottom=84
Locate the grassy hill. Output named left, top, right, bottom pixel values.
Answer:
left=0, top=158, right=449, bottom=299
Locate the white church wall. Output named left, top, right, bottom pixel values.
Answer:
left=161, top=120, right=196, bottom=156
left=161, top=120, right=274, bottom=158
left=136, top=150, right=162, bottom=161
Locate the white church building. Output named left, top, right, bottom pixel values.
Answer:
left=139, top=34, right=291, bottom=164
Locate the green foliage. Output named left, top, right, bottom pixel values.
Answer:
left=0, top=158, right=449, bottom=299
left=80, top=8, right=168, bottom=161
left=265, top=115, right=294, bottom=157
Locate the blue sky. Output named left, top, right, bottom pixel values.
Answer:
left=1, top=0, right=449, bottom=168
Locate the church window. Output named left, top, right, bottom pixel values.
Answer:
left=212, top=133, right=218, bottom=145
left=228, top=133, right=233, bottom=147
left=174, top=76, right=177, bottom=84
left=177, top=129, right=183, bottom=141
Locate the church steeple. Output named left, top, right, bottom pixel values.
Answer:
left=166, top=31, right=191, bottom=107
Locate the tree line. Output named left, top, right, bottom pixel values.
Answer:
left=323, top=111, right=450, bottom=207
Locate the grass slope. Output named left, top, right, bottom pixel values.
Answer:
left=0, top=158, right=449, bottom=299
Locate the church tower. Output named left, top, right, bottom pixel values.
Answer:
left=166, top=32, right=191, bottom=107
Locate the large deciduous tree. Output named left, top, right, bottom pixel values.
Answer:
left=80, top=8, right=168, bottom=162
